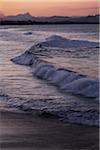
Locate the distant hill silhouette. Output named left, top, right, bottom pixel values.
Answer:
left=0, top=13, right=99, bottom=25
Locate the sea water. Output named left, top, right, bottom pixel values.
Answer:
left=0, top=24, right=99, bottom=126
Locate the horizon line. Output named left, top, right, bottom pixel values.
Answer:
left=1, top=12, right=99, bottom=17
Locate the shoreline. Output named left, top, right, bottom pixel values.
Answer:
left=0, top=111, right=99, bottom=150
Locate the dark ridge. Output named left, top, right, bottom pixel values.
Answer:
left=0, top=20, right=99, bottom=25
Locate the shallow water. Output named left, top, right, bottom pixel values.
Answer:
left=0, top=24, right=99, bottom=125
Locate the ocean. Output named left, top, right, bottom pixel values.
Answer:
left=0, top=24, right=99, bottom=126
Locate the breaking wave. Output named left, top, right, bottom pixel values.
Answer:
left=11, top=51, right=99, bottom=98
left=10, top=35, right=99, bottom=126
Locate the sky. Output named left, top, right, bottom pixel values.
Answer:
left=0, top=0, right=99, bottom=16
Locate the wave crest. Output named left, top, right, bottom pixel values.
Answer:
left=11, top=51, right=99, bottom=98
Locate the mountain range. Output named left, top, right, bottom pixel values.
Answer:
left=0, top=13, right=99, bottom=25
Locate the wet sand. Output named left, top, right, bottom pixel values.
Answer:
left=0, top=111, right=99, bottom=150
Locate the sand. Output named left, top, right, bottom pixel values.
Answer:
left=0, top=111, right=99, bottom=150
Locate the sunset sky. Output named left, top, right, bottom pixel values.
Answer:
left=0, top=0, right=99, bottom=16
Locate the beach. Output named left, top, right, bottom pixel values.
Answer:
left=0, top=111, right=99, bottom=150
